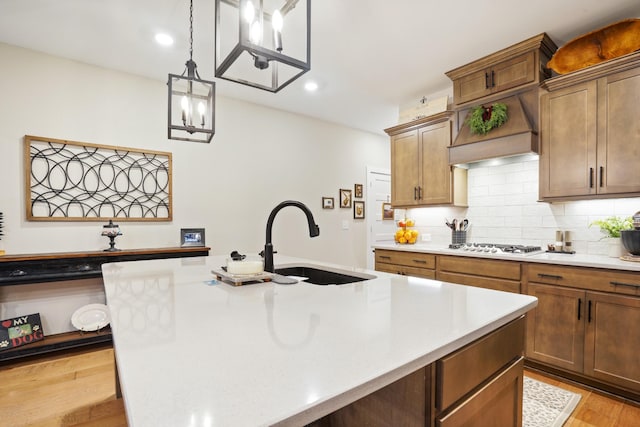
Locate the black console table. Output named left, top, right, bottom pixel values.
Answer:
left=0, top=247, right=210, bottom=362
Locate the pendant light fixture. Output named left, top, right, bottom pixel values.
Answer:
left=168, top=0, right=216, bottom=143
left=215, top=0, right=310, bottom=93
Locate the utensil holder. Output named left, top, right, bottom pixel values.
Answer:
left=452, top=231, right=467, bottom=245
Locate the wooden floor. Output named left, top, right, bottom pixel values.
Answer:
left=1, top=345, right=639, bottom=426
left=524, top=369, right=640, bottom=427
left=0, top=344, right=126, bottom=427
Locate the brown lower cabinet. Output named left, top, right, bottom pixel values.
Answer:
left=374, top=248, right=640, bottom=400
left=526, top=264, right=640, bottom=395
left=437, top=255, right=521, bottom=293
left=375, top=249, right=436, bottom=279
left=312, top=317, right=525, bottom=427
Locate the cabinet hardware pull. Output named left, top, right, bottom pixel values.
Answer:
left=578, top=298, right=582, bottom=320
left=418, top=186, right=423, bottom=200
left=379, top=255, right=391, bottom=260
left=485, top=72, right=490, bottom=89
left=610, top=281, right=640, bottom=289
left=412, top=259, right=427, bottom=264
left=491, top=70, right=495, bottom=87
left=588, top=300, right=592, bottom=323
left=589, top=168, right=594, bottom=188
left=599, top=166, right=604, bottom=187
left=413, top=186, right=418, bottom=200
left=537, top=273, right=563, bottom=280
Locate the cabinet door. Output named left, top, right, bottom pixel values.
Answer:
left=584, top=291, right=640, bottom=392
left=453, top=68, right=492, bottom=105
left=491, top=52, right=535, bottom=95
left=526, top=283, right=585, bottom=372
left=597, top=67, right=640, bottom=195
left=391, top=129, right=419, bottom=206
left=539, top=81, right=597, bottom=198
left=420, top=121, right=452, bottom=205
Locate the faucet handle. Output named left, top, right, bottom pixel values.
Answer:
left=259, top=250, right=277, bottom=258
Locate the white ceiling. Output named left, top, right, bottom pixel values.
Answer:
left=0, top=0, right=638, bottom=135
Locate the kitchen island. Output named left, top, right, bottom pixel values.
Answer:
left=101, top=254, right=537, bottom=426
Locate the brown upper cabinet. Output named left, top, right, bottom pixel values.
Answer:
left=385, top=112, right=467, bottom=207
left=539, top=51, right=640, bottom=200
left=446, top=33, right=557, bottom=106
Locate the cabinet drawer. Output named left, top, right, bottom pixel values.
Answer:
left=436, top=316, right=524, bottom=411
left=437, top=271, right=520, bottom=293
left=527, top=264, right=640, bottom=295
left=375, top=249, right=435, bottom=269
left=438, top=255, right=521, bottom=281
left=376, top=262, right=436, bottom=279
left=437, top=357, right=523, bottom=427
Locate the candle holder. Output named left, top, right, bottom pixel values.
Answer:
left=101, top=220, right=122, bottom=252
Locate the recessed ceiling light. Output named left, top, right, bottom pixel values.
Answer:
left=155, top=33, right=174, bottom=46
left=304, top=81, right=318, bottom=92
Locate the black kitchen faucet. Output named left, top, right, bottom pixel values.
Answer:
left=262, top=200, right=320, bottom=272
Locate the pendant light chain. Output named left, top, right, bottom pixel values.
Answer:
left=189, top=0, right=194, bottom=62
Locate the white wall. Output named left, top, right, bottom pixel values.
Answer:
left=0, top=43, right=389, bottom=268
left=405, top=155, right=640, bottom=255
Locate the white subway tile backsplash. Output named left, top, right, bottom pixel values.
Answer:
left=489, top=183, right=524, bottom=196
left=468, top=186, right=489, bottom=197
left=410, top=157, right=636, bottom=255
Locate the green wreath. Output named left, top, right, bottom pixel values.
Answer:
left=466, top=102, right=508, bottom=135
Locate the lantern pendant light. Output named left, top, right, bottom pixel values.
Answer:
left=215, top=0, right=310, bottom=93
left=168, top=0, right=216, bottom=143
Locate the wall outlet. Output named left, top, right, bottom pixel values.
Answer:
left=421, top=233, right=431, bottom=242
left=342, top=220, right=349, bottom=230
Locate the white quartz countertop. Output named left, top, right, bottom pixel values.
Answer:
left=373, top=243, right=640, bottom=271
left=102, top=255, right=537, bottom=427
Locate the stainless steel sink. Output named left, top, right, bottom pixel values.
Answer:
left=274, top=264, right=376, bottom=285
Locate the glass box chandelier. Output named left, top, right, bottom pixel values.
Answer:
left=168, top=0, right=216, bottom=143
left=215, top=0, right=310, bottom=92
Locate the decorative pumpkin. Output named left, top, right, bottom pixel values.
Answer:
left=547, top=18, right=640, bottom=75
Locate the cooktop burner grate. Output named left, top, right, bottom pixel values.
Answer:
left=448, top=243, right=542, bottom=253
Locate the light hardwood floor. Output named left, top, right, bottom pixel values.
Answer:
left=1, top=345, right=639, bottom=426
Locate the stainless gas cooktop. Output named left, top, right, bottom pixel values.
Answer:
left=448, top=243, right=543, bottom=255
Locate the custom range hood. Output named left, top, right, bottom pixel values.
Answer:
left=448, top=94, right=538, bottom=165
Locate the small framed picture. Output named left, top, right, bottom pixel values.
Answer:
left=322, top=197, right=334, bottom=209
left=354, top=201, right=365, bottom=219
left=382, top=202, right=394, bottom=220
left=354, top=183, right=363, bottom=198
left=339, top=189, right=352, bottom=208
left=180, top=228, right=205, bottom=247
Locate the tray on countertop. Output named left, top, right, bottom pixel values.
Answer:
left=211, top=268, right=274, bottom=286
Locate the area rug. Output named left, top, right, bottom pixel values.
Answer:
left=523, top=376, right=582, bottom=427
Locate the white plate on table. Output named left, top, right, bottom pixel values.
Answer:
left=71, top=303, right=110, bottom=331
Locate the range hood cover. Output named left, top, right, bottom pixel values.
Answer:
left=448, top=95, right=538, bottom=165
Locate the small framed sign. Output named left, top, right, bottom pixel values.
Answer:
left=382, top=202, right=394, bottom=220
left=1, top=313, right=44, bottom=352
left=180, top=228, right=205, bottom=247
left=322, top=197, right=334, bottom=209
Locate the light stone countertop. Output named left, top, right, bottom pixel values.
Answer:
left=373, top=243, right=640, bottom=272
left=101, top=254, right=537, bottom=427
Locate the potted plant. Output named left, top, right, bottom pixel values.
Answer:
left=590, top=216, right=633, bottom=257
